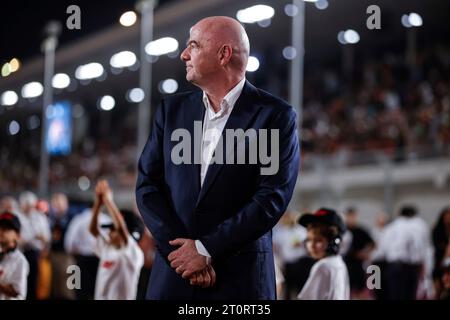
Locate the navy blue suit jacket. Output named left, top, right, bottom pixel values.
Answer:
left=136, top=81, right=300, bottom=299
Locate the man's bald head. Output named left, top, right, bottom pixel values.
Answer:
left=193, top=16, right=249, bottom=73
left=181, top=16, right=250, bottom=86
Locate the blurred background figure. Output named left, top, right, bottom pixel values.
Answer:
left=0, top=212, right=29, bottom=300
left=89, top=180, right=144, bottom=300
left=17, top=191, right=50, bottom=300
left=438, top=251, right=450, bottom=300
left=342, top=207, right=375, bottom=299
left=297, top=208, right=350, bottom=300
left=64, top=206, right=110, bottom=300
left=273, top=210, right=314, bottom=299
left=369, top=212, right=390, bottom=300
left=48, top=193, right=75, bottom=299
left=136, top=227, right=155, bottom=300
left=0, top=197, right=20, bottom=215
left=378, top=206, right=433, bottom=299
left=431, top=207, right=450, bottom=299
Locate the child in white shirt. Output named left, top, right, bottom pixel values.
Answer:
left=297, top=208, right=350, bottom=300
left=89, top=180, right=144, bottom=300
left=0, top=212, right=29, bottom=300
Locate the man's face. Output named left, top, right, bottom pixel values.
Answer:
left=180, top=24, right=220, bottom=86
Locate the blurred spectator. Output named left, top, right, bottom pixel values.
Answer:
left=343, top=207, right=375, bottom=299
left=17, top=191, right=50, bottom=300
left=64, top=207, right=110, bottom=300
left=0, top=196, right=20, bottom=215
left=0, top=212, right=29, bottom=300
left=273, top=210, right=314, bottom=299
left=136, top=227, right=155, bottom=300
left=48, top=193, right=75, bottom=299
left=378, top=206, right=432, bottom=299
left=370, top=212, right=390, bottom=300
left=89, top=180, right=144, bottom=300
left=431, top=206, right=450, bottom=298
left=297, top=208, right=350, bottom=300
left=438, top=250, right=450, bottom=300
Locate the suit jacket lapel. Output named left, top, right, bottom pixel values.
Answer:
left=196, top=80, right=261, bottom=206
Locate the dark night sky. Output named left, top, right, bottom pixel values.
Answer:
left=0, top=0, right=174, bottom=64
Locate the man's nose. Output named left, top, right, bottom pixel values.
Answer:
left=180, top=48, right=189, bottom=62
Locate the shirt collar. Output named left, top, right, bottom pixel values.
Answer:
left=202, top=77, right=246, bottom=120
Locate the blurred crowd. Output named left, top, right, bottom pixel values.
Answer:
left=273, top=205, right=450, bottom=300
left=2, top=47, right=450, bottom=192
left=300, top=46, right=450, bottom=158
left=1, top=184, right=449, bottom=300
left=0, top=188, right=155, bottom=300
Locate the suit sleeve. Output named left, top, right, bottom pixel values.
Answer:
left=199, top=107, right=300, bottom=258
left=135, top=99, right=189, bottom=259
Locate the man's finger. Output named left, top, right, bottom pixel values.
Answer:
left=208, top=266, right=216, bottom=287
left=168, top=251, right=176, bottom=261
left=202, top=269, right=211, bottom=288
left=190, top=273, right=198, bottom=285
left=182, top=268, right=195, bottom=279
left=169, top=238, right=187, bottom=246
left=170, top=258, right=182, bottom=269
left=196, top=271, right=204, bottom=286
left=175, top=266, right=184, bottom=275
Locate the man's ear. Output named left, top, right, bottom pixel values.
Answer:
left=219, top=45, right=233, bottom=66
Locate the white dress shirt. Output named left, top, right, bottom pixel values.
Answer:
left=377, top=216, right=431, bottom=265
left=17, top=210, right=51, bottom=251
left=195, top=78, right=246, bottom=258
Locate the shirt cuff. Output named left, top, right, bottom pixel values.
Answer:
left=195, top=240, right=212, bottom=265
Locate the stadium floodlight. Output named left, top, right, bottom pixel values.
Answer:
left=246, top=56, right=260, bottom=72
left=8, top=120, right=20, bottom=135
left=9, top=58, right=20, bottom=72
left=1, top=63, right=11, bottom=77
left=78, top=176, right=90, bottom=191
left=314, top=0, right=328, bottom=10
left=237, top=5, right=275, bottom=24
left=52, top=73, right=71, bottom=89
left=401, top=14, right=412, bottom=28
left=22, top=82, right=44, bottom=98
left=408, top=13, right=423, bottom=27
left=75, top=62, right=104, bottom=80
left=401, top=13, right=423, bottom=28
left=343, top=29, right=360, bottom=44
left=1, top=90, right=18, bottom=106
left=337, top=31, right=347, bottom=44
left=283, top=46, right=297, bottom=60
left=27, top=115, right=40, bottom=130
left=99, top=95, right=115, bottom=111
left=159, top=79, right=178, bottom=94
left=120, top=11, right=137, bottom=27
left=284, top=4, right=299, bottom=17
left=145, top=37, right=178, bottom=56
left=127, top=88, right=145, bottom=103
left=110, top=51, right=137, bottom=68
